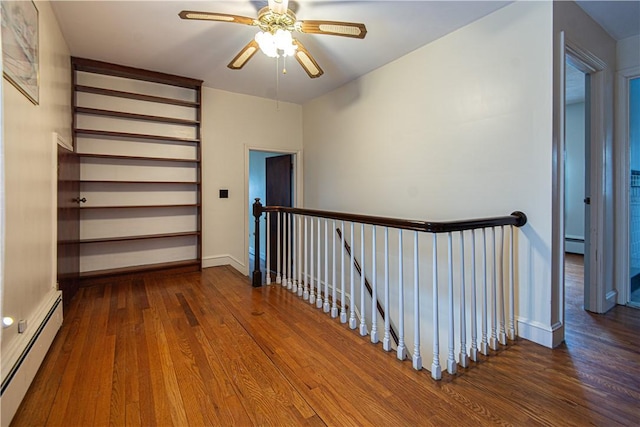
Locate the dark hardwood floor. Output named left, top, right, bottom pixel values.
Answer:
left=11, top=256, right=640, bottom=426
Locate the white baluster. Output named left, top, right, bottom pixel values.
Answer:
left=499, top=226, right=507, bottom=345
left=459, top=231, right=469, bottom=368
left=359, top=224, right=368, bottom=336
left=371, top=226, right=379, bottom=344
left=469, top=229, right=479, bottom=361
left=303, top=216, right=309, bottom=300
left=447, top=232, right=456, bottom=374
left=285, top=213, right=291, bottom=289
left=324, top=219, right=330, bottom=312
left=317, top=217, right=323, bottom=309
left=266, top=212, right=271, bottom=285
left=276, top=212, right=282, bottom=284
left=397, top=230, right=407, bottom=360
left=431, top=233, right=442, bottom=380
left=349, top=222, right=357, bottom=329
left=508, top=225, right=516, bottom=340
left=292, top=215, right=297, bottom=293
left=412, top=231, right=422, bottom=370
left=340, top=221, right=347, bottom=323
left=481, top=228, right=489, bottom=355
left=281, top=213, right=286, bottom=287
left=331, top=220, right=338, bottom=318
left=490, top=227, right=499, bottom=351
left=309, top=218, right=315, bottom=304
left=296, top=215, right=302, bottom=296
left=383, top=227, right=391, bottom=351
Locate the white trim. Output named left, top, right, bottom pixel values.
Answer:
left=516, top=318, right=564, bottom=348
left=614, top=66, right=640, bottom=305
left=51, top=137, right=58, bottom=291
left=202, top=254, right=246, bottom=275
left=554, top=35, right=611, bottom=344
left=53, top=131, right=72, bottom=152
left=551, top=30, right=566, bottom=344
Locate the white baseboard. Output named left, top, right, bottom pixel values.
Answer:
left=565, top=240, right=584, bottom=254
left=517, top=318, right=564, bottom=348
left=202, top=255, right=247, bottom=276
left=1, top=291, right=63, bottom=427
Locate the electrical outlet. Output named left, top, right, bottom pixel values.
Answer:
left=18, top=320, right=27, bottom=333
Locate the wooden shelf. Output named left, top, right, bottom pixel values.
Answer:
left=75, top=84, right=199, bottom=108
left=72, top=57, right=203, bottom=90
left=80, top=204, right=200, bottom=210
left=80, top=180, right=200, bottom=185
left=75, top=107, right=200, bottom=126
left=75, top=128, right=200, bottom=144
left=79, top=259, right=201, bottom=281
left=77, top=231, right=200, bottom=244
left=78, top=153, right=199, bottom=163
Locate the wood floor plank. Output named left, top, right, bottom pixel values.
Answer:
left=10, top=258, right=640, bottom=426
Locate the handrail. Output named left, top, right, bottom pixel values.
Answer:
left=257, top=204, right=527, bottom=234
left=251, top=198, right=527, bottom=288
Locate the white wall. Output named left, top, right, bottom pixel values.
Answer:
left=1, top=0, right=71, bottom=421
left=303, top=2, right=554, bottom=347
left=617, top=35, right=640, bottom=71
left=565, top=101, right=586, bottom=253
left=201, top=88, right=302, bottom=274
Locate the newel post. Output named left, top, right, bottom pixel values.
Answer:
left=252, top=198, right=263, bottom=287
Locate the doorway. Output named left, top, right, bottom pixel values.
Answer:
left=563, top=58, right=590, bottom=311
left=629, top=77, right=640, bottom=306
left=57, top=145, right=80, bottom=306
left=248, top=150, right=295, bottom=279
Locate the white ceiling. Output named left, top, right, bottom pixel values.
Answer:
left=576, top=0, right=640, bottom=41
left=50, top=1, right=640, bottom=105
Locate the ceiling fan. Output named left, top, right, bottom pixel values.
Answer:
left=179, top=0, right=367, bottom=78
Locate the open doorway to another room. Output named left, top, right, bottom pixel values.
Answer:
left=564, top=59, right=589, bottom=310
left=629, top=77, right=640, bottom=306
left=248, top=150, right=295, bottom=280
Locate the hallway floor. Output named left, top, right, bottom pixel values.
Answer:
left=10, top=263, right=640, bottom=426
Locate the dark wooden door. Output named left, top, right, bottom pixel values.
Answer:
left=266, top=154, right=293, bottom=275
left=57, top=145, right=80, bottom=306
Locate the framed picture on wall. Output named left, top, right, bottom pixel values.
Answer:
left=1, top=0, right=39, bottom=105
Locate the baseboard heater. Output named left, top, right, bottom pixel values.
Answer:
left=1, top=293, right=63, bottom=427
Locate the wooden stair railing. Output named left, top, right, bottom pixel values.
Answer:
left=251, top=199, right=527, bottom=380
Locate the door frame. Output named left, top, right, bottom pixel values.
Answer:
left=615, top=66, right=640, bottom=305
left=244, top=145, right=303, bottom=277
left=565, top=41, right=609, bottom=314
left=553, top=32, right=610, bottom=345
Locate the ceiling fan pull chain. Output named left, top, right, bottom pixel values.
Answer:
left=276, top=56, right=280, bottom=110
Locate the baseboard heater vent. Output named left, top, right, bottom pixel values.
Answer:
left=1, top=293, right=63, bottom=426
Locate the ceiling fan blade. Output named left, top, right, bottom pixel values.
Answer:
left=178, top=11, right=255, bottom=26
left=299, top=20, right=367, bottom=39
left=228, top=40, right=260, bottom=70
left=292, top=40, right=324, bottom=79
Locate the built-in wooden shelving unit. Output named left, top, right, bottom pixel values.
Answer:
left=72, top=57, right=203, bottom=282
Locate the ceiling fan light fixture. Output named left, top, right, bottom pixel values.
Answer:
left=255, top=29, right=297, bottom=58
